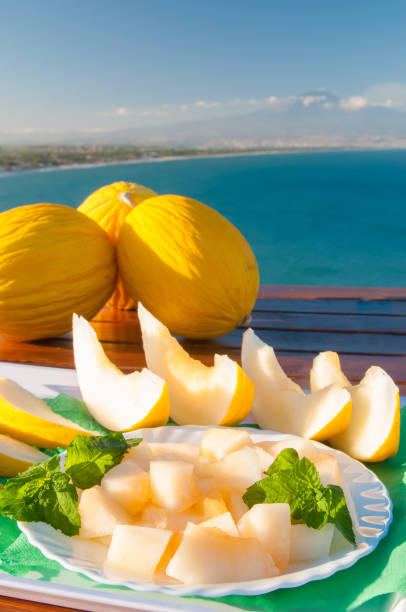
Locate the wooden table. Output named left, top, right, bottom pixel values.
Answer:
left=0, top=284, right=405, bottom=611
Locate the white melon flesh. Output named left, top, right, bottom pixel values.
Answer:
left=79, top=486, right=132, bottom=538
left=71, top=537, right=109, bottom=568
left=101, top=460, right=150, bottom=515
left=138, top=303, right=253, bottom=425
left=194, top=492, right=228, bottom=518
left=215, top=446, right=263, bottom=491
left=314, top=454, right=341, bottom=487
left=0, top=433, right=48, bottom=477
left=0, top=378, right=91, bottom=448
left=149, top=442, right=199, bottom=463
left=195, top=457, right=219, bottom=478
left=193, top=512, right=239, bottom=537
left=73, top=314, right=169, bottom=431
left=150, top=460, right=198, bottom=512
left=200, top=428, right=253, bottom=461
left=270, top=438, right=320, bottom=462
left=290, top=523, right=334, bottom=563
left=253, top=445, right=274, bottom=471
left=166, top=524, right=279, bottom=584
left=224, top=490, right=249, bottom=523
left=238, top=503, right=291, bottom=571
left=242, top=329, right=351, bottom=440
left=104, top=525, right=173, bottom=581
left=124, top=441, right=153, bottom=471
left=329, top=366, right=399, bottom=461
left=310, top=351, right=351, bottom=392
left=140, top=504, right=203, bottom=530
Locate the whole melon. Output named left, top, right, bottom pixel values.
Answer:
left=78, top=181, right=157, bottom=310
left=0, top=204, right=117, bottom=341
left=117, top=195, right=259, bottom=339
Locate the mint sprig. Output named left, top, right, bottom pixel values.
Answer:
left=0, top=433, right=142, bottom=536
left=0, top=455, right=80, bottom=536
left=65, top=433, right=142, bottom=489
left=243, top=448, right=356, bottom=544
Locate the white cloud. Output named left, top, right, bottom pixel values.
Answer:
left=339, top=96, right=368, bottom=111
left=195, top=100, right=220, bottom=108
left=301, top=94, right=327, bottom=107
left=179, top=104, right=189, bottom=110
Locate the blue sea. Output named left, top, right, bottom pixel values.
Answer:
left=1, top=150, right=406, bottom=286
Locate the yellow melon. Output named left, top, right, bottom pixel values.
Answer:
left=117, top=195, right=259, bottom=338
left=0, top=204, right=116, bottom=340
left=78, top=181, right=157, bottom=309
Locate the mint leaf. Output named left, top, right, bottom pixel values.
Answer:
left=45, top=394, right=109, bottom=434
left=0, top=456, right=80, bottom=536
left=325, top=484, right=356, bottom=544
left=243, top=447, right=355, bottom=544
left=266, top=447, right=299, bottom=475
left=65, top=433, right=142, bottom=489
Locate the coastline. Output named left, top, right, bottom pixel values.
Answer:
left=2, top=146, right=405, bottom=178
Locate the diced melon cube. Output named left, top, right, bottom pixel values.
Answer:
left=125, top=441, right=153, bottom=471
left=193, top=512, right=238, bottom=537
left=200, top=428, right=253, bottom=461
left=193, top=492, right=228, bottom=518
left=166, top=524, right=279, bottom=584
left=270, top=438, right=320, bottom=461
left=197, top=477, right=214, bottom=495
left=101, top=460, right=150, bottom=515
left=79, top=486, right=131, bottom=538
left=195, top=456, right=219, bottom=478
left=238, top=503, right=291, bottom=570
left=149, top=442, right=199, bottom=463
left=224, top=490, right=249, bottom=523
left=154, top=532, right=184, bottom=585
left=313, top=454, right=341, bottom=486
left=71, top=537, right=109, bottom=567
left=104, top=525, right=173, bottom=581
left=92, top=535, right=112, bottom=548
left=140, top=504, right=168, bottom=529
left=215, top=446, right=262, bottom=491
left=253, top=446, right=275, bottom=472
left=140, top=504, right=202, bottom=530
left=290, top=523, right=334, bottom=563
left=150, top=460, right=198, bottom=512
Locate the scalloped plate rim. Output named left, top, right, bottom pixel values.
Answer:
left=18, top=425, right=393, bottom=598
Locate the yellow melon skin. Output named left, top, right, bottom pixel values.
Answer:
left=118, top=195, right=259, bottom=339
left=79, top=181, right=157, bottom=310
left=0, top=204, right=116, bottom=341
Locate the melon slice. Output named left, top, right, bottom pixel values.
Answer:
left=310, top=351, right=351, bottom=392
left=138, top=303, right=254, bottom=425
left=241, top=329, right=351, bottom=440
left=104, top=524, right=173, bottom=581
left=0, top=378, right=92, bottom=448
left=311, top=352, right=400, bottom=461
left=329, top=366, right=400, bottom=461
left=0, top=433, right=48, bottom=477
left=166, top=523, right=279, bottom=584
left=73, top=314, right=170, bottom=431
left=238, top=503, right=291, bottom=571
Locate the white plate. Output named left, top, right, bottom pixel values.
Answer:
left=18, top=424, right=393, bottom=598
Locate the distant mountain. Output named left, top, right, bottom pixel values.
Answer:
left=3, top=91, right=406, bottom=147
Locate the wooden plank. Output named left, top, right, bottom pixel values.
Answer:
left=258, top=285, right=406, bottom=300
left=254, top=297, right=406, bottom=316
left=0, top=595, right=78, bottom=611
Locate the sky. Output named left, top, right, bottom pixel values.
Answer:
left=1, top=0, right=406, bottom=139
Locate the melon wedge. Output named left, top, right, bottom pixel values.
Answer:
left=241, top=329, right=351, bottom=440
left=138, top=303, right=254, bottom=425
left=73, top=314, right=170, bottom=431
left=311, top=352, right=400, bottom=461
left=330, top=365, right=400, bottom=461
left=0, top=378, right=92, bottom=448
left=0, top=433, right=48, bottom=477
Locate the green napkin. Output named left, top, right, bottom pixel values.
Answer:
left=0, top=395, right=404, bottom=611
